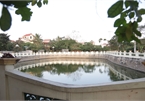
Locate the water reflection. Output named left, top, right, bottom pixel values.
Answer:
left=16, top=59, right=145, bottom=85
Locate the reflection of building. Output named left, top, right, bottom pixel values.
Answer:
left=20, top=33, right=34, bottom=43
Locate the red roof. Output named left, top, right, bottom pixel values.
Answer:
left=23, top=33, right=33, bottom=37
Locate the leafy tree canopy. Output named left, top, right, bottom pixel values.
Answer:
left=0, top=0, right=48, bottom=31
left=107, top=0, right=145, bottom=43
left=0, top=33, right=10, bottom=51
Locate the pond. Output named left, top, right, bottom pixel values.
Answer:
left=16, top=59, right=145, bottom=85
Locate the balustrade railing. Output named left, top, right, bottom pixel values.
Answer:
left=24, top=93, right=66, bottom=101
left=0, top=51, right=145, bottom=58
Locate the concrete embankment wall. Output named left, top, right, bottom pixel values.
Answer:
left=106, top=55, right=145, bottom=73
left=5, top=70, right=145, bottom=100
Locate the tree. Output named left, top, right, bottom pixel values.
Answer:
left=108, top=35, right=134, bottom=51
left=138, top=38, right=145, bottom=52
left=134, top=24, right=145, bottom=52
left=99, top=38, right=102, bottom=43
left=13, top=38, right=25, bottom=52
left=6, top=40, right=15, bottom=51
left=93, top=45, right=102, bottom=51
left=69, top=43, right=81, bottom=51
left=0, top=0, right=48, bottom=31
left=49, top=37, right=80, bottom=51
left=99, top=38, right=106, bottom=43
left=102, top=46, right=110, bottom=51
left=80, top=42, right=94, bottom=51
left=32, top=34, right=44, bottom=52
left=136, top=25, right=145, bottom=52
left=108, top=36, right=119, bottom=51
left=0, top=33, right=10, bottom=51
left=107, top=0, right=145, bottom=43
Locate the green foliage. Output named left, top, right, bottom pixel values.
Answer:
left=49, top=37, right=108, bottom=52
left=80, top=42, right=95, bottom=51
left=32, top=34, right=44, bottom=51
left=102, top=46, right=110, bottom=51
left=108, top=35, right=134, bottom=51
left=37, top=0, right=42, bottom=7
left=69, top=43, right=81, bottom=51
left=108, top=36, right=119, bottom=50
left=0, top=6, right=12, bottom=31
left=107, top=0, right=145, bottom=43
left=0, top=33, right=10, bottom=51
left=49, top=37, right=80, bottom=51
left=15, top=7, right=33, bottom=21
left=13, top=39, right=25, bottom=52
left=0, top=0, right=48, bottom=31
left=107, top=1, right=123, bottom=18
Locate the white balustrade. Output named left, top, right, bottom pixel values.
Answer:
left=1, top=51, right=145, bottom=59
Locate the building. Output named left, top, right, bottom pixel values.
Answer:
left=43, top=39, right=50, bottom=44
left=20, top=33, right=34, bottom=43
left=101, top=43, right=108, bottom=48
left=43, top=39, right=51, bottom=47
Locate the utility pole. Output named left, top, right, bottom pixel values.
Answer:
left=134, top=41, right=136, bottom=53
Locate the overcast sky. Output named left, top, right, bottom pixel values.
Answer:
left=0, top=0, right=145, bottom=44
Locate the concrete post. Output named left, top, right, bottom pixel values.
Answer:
left=129, top=51, right=132, bottom=56
left=136, top=51, right=139, bottom=57
left=0, top=58, right=20, bottom=100
left=124, top=51, right=126, bottom=56
left=134, top=41, right=136, bottom=53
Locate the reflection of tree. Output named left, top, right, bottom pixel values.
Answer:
left=67, top=70, right=82, bottom=81
left=95, top=63, right=101, bottom=68
left=108, top=70, right=124, bottom=81
left=21, top=64, right=82, bottom=77
left=104, top=66, right=107, bottom=73
left=50, top=64, right=80, bottom=75
left=20, top=59, right=145, bottom=83
left=81, top=65, right=95, bottom=73
left=99, top=69, right=103, bottom=74
left=21, top=66, right=45, bottom=77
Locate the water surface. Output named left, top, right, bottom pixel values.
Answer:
left=18, top=59, right=145, bottom=85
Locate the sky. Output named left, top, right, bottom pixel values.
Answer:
left=0, top=0, right=145, bottom=45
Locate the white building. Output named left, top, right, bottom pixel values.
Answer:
left=20, top=33, right=34, bottom=43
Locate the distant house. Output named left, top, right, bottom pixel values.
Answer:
left=20, top=33, right=34, bottom=43
left=43, top=39, right=50, bottom=44
left=101, top=43, right=108, bottom=48
left=43, top=39, right=51, bottom=48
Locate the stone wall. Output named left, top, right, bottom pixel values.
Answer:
left=106, top=55, right=145, bottom=73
